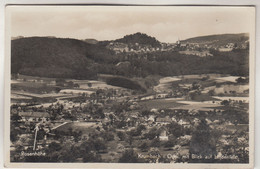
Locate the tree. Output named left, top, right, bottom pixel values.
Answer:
left=144, top=127, right=159, bottom=140
left=47, top=142, right=62, bottom=152
left=150, top=138, right=161, bottom=147
left=101, top=131, right=114, bottom=141
left=141, top=110, right=151, bottom=117
left=56, top=78, right=66, bottom=86
left=54, top=140, right=80, bottom=162
left=74, top=83, right=80, bottom=88
left=106, top=91, right=113, bottom=99
left=116, top=120, right=127, bottom=129
left=189, top=119, right=217, bottom=161
left=73, top=131, right=83, bottom=142
left=119, top=149, right=139, bottom=163
left=68, top=81, right=74, bottom=88
left=139, top=142, right=149, bottom=152
left=117, top=131, right=126, bottom=141
left=164, top=139, right=176, bottom=149
left=236, top=77, right=248, bottom=84
left=59, top=146, right=79, bottom=162
left=87, top=82, right=92, bottom=88
left=130, top=125, right=146, bottom=137
left=167, top=122, right=183, bottom=138
left=189, top=92, right=197, bottom=100
left=208, top=90, right=215, bottom=96
left=126, top=134, right=134, bottom=146
left=11, top=113, right=22, bottom=122
left=137, top=124, right=146, bottom=133
left=10, top=127, right=21, bottom=143
left=221, top=100, right=230, bottom=106
left=37, top=128, right=46, bottom=140
left=55, top=87, right=61, bottom=93
left=192, top=82, right=200, bottom=90
left=83, top=151, right=102, bottom=162
left=201, top=75, right=209, bottom=81
left=80, top=137, right=107, bottom=156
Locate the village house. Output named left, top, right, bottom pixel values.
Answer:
left=218, top=44, right=233, bottom=52
left=155, top=116, right=171, bottom=125
left=158, top=127, right=169, bottom=141
left=171, top=117, right=178, bottom=122
left=177, top=135, right=192, bottom=146
left=47, top=80, right=56, bottom=86
left=205, top=118, right=213, bottom=124
left=147, top=115, right=155, bottom=122
left=177, top=119, right=190, bottom=127
left=146, top=115, right=156, bottom=125
left=126, top=117, right=137, bottom=127
left=18, top=111, right=50, bottom=122
left=192, top=118, right=201, bottom=126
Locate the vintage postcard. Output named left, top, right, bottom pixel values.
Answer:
left=4, top=5, right=255, bottom=168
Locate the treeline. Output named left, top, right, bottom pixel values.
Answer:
left=98, top=49, right=249, bottom=77
left=106, top=77, right=146, bottom=92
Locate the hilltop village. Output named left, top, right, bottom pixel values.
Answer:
left=106, top=33, right=249, bottom=57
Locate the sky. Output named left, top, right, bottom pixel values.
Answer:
left=8, top=6, right=255, bottom=43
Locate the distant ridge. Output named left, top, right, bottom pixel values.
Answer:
left=182, top=33, right=249, bottom=45
left=84, top=39, right=99, bottom=44
left=11, top=36, right=24, bottom=40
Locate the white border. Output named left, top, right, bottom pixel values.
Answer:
left=0, top=1, right=259, bottom=169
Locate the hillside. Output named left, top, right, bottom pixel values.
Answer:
left=11, top=37, right=114, bottom=79
left=115, top=32, right=161, bottom=47
left=11, top=33, right=249, bottom=80
left=182, top=33, right=249, bottom=46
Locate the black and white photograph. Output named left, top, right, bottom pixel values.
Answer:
left=4, top=5, right=255, bottom=168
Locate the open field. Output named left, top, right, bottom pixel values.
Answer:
left=139, top=98, right=185, bottom=110
left=213, top=96, right=249, bottom=103
left=214, top=76, right=244, bottom=83
left=174, top=100, right=223, bottom=111
left=54, top=121, right=100, bottom=134
left=153, top=77, right=181, bottom=93
left=11, top=93, right=32, bottom=99
left=71, top=80, right=123, bottom=90
left=214, top=84, right=249, bottom=94
left=11, top=91, right=70, bottom=98
left=59, top=89, right=95, bottom=95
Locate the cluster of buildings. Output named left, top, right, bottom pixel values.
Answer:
left=218, top=41, right=249, bottom=52
left=107, top=42, right=161, bottom=54
left=10, top=72, right=249, bottom=163
left=106, top=39, right=249, bottom=58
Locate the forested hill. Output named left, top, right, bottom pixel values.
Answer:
left=11, top=37, right=115, bottom=79
left=115, top=32, right=161, bottom=47
left=182, top=33, right=249, bottom=45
